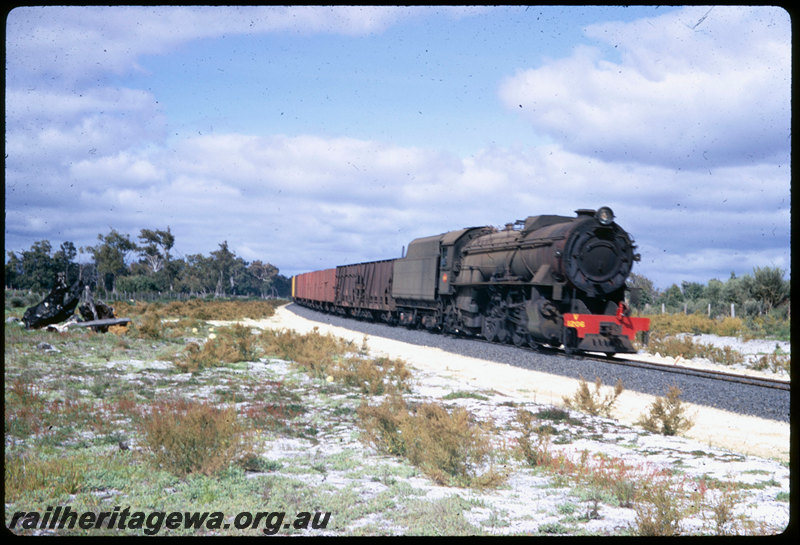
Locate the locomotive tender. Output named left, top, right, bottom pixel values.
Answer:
left=292, top=207, right=650, bottom=355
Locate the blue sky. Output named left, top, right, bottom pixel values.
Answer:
left=5, top=6, right=791, bottom=289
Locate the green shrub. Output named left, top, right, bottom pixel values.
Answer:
left=442, top=390, right=490, bottom=401
left=515, top=409, right=554, bottom=467
left=745, top=312, right=791, bottom=341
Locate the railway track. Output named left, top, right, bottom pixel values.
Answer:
left=288, top=303, right=790, bottom=422
left=583, top=353, right=790, bottom=391
left=291, top=303, right=790, bottom=391
left=456, top=333, right=791, bottom=391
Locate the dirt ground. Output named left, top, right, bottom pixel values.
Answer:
left=216, top=306, right=791, bottom=463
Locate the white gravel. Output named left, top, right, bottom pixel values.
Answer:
left=690, top=335, right=790, bottom=356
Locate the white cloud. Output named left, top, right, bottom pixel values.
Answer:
left=498, top=6, right=790, bottom=169
left=6, top=6, right=423, bottom=87
left=6, top=87, right=166, bottom=170
left=70, top=152, right=165, bottom=187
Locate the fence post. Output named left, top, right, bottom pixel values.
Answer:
left=731, top=303, right=735, bottom=318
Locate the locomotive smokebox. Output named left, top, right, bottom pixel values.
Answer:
left=457, top=207, right=636, bottom=297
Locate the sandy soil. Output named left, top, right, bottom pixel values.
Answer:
left=213, top=306, right=790, bottom=463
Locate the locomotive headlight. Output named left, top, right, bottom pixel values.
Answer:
left=595, top=206, right=615, bottom=225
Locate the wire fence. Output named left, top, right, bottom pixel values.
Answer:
left=5, top=288, right=283, bottom=307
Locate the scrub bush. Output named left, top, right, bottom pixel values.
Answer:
left=357, top=395, right=504, bottom=488
left=636, top=386, right=695, bottom=436
left=260, top=327, right=353, bottom=378
left=175, top=324, right=259, bottom=371
left=562, top=376, right=624, bottom=417
left=330, top=355, right=412, bottom=395
left=139, top=398, right=248, bottom=476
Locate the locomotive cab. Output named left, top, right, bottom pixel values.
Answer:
left=391, top=226, right=492, bottom=328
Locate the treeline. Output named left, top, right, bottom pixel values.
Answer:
left=4, top=227, right=291, bottom=299
left=627, top=267, right=790, bottom=319
left=5, top=229, right=791, bottom=319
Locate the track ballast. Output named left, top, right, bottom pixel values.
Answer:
left=287, top=303, right=790, bottom=423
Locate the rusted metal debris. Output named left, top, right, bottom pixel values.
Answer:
left=77, top=285, right=119, bottom=332
left=22, top=274, right=82, bottom=329
left=22, top=275, right=129, bottom=333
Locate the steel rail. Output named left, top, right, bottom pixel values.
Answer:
left=449, top=331, right=790, bottom=392
left=590, top=353, right=791, bottom=391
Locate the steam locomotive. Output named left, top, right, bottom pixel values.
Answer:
left=292, top=206, right=650, bottom=355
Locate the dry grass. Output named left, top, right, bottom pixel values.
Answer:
left=512, top=405, right=755, bottom=536
left=5, top=378, right=112, bottom=441
left=260, top=328, right=412, bottom=394
left=5, top=451, right=88, bottom=501
left=4, top=297, right=784, bottom=535
left=330, top=355, right=412, bottom=395
left=260, top=327, right=354, bottom=378
left=751, top=352, right=791, bottom=374
left=647, top=314, right=744, bottom=337
left=237, top=380, right=308, bottom=437
left=133, top=309, right=168, bottom=339
left=515, top=409, right=555, bottom=468
left=633, top=479, right=686, bottom=535
left=114, top=299, right=281, bottom=322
